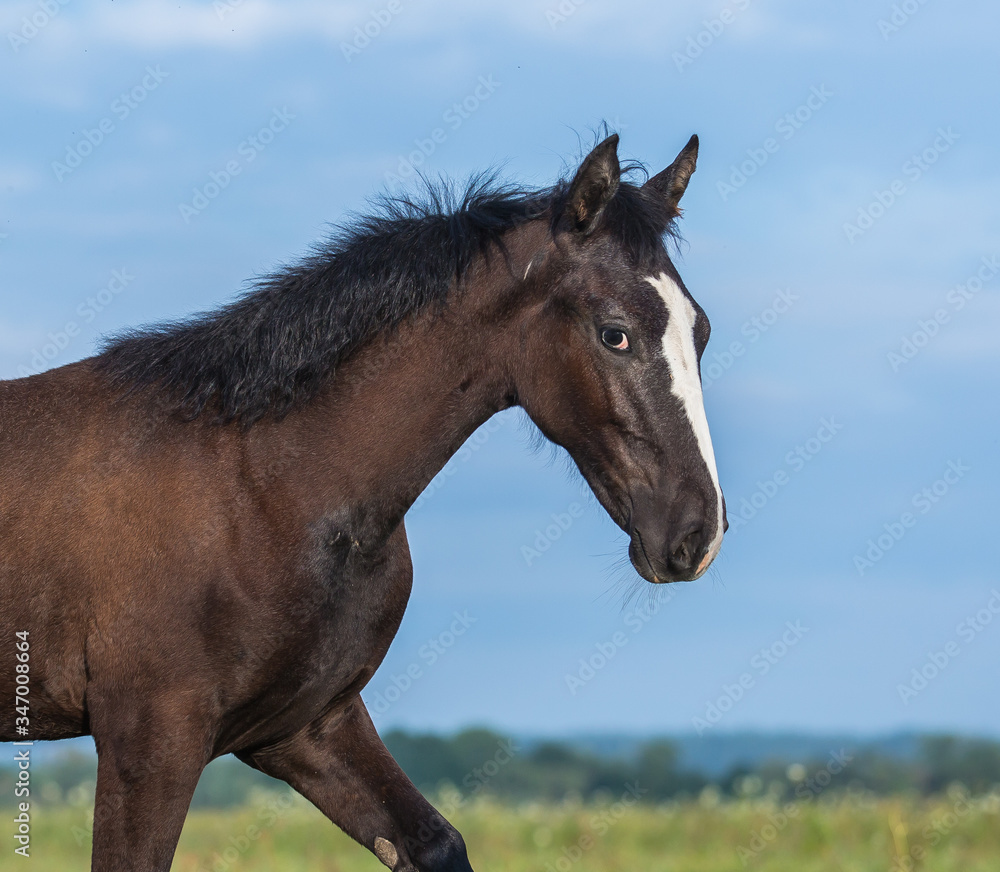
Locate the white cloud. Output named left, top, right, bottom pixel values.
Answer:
left=4, top=0, right=354, bottom=50
left=94, top=0, right=360, bottom=49
left=0, top=0, right=827, bottom=57
left=5, top=0, right=995, bottom=66
left=930, top=294, right=1000, bottom=364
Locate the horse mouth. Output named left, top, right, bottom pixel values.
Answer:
left=628, top=529, right=671, bottom=584
left=628, top=527, right=716, bottom=584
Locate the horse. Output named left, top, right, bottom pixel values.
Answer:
left=0, top=133, right=726, bottom=871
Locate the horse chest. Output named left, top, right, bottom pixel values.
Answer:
left=218, top=532, right=412, bottom=747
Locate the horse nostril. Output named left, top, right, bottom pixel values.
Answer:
left=669, top=528, right=703, bottom=572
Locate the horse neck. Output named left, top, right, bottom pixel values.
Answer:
left=246, top=224, right=543, bottom=542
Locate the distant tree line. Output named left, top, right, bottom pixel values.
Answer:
left=382, top=730, right=1000, bottom=804
left=2, top=730, right=998, bottom=809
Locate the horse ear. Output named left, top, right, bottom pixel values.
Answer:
left=644, top=134, right=698, bottom=216
left=557, top=134, right=620, bottom=234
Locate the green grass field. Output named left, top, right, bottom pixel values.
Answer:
left=4, top=791, right=998, bottom=872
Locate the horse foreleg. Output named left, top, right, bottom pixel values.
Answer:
left=88, top=697, right=211, bottom=871
left=240, top=699, right=474, bottom=872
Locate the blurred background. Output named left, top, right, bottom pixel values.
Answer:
left=2, top=1, right=999, bottom=869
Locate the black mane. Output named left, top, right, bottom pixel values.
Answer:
left=98, top=168, right=677, bottom=425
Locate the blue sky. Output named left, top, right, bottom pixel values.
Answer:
left=2, top=0, right=998, bottom=739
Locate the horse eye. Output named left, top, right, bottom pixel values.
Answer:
left=600, top=327, right=630, bottom=352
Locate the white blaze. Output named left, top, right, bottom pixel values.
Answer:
left=646, top=272, right=724, bottom=574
